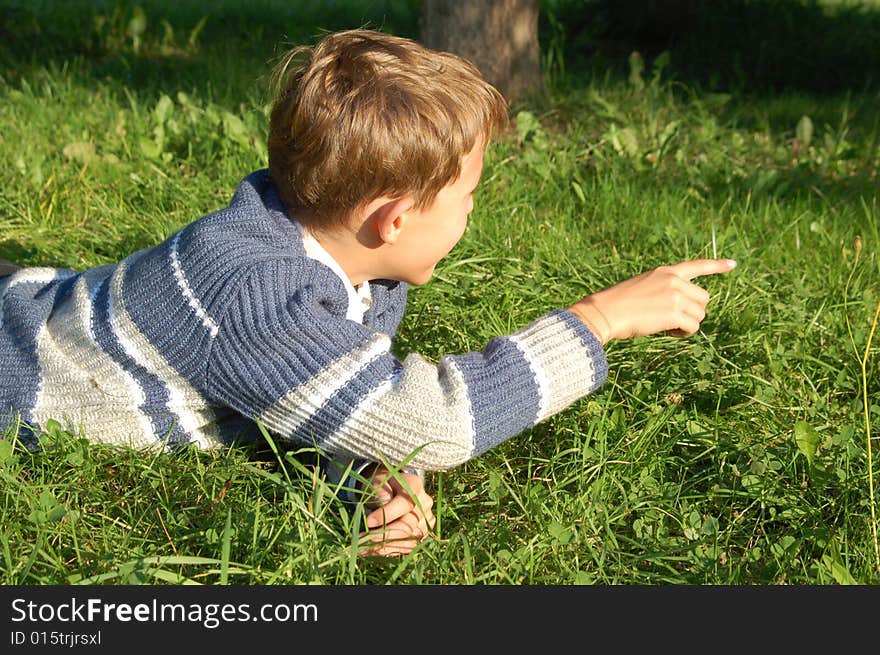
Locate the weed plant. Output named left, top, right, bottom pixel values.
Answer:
left=1, top=0, right=879, bottom=584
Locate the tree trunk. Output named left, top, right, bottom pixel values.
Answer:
left=419, top=0, right=543, bottom=105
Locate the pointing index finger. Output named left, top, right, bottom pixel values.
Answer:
left=670, top=258, right=737, bottom=281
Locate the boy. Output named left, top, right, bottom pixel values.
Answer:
left=0, top=29, right=735, bottom=557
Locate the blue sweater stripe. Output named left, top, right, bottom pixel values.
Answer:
left=452, top=337, right=541, bottom=457
left=121, top=242, right=217, bottom=388
left=0, top=273, right=75, bottom=443
left=208, top=276, right=340, bottom=417
left=207, top=257, right=382, bottom=418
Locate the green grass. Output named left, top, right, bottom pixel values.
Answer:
left=1, top=0, right=879, bottom=584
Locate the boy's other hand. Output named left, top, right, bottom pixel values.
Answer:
left=359, top=465, right=435, bottom=557
left=570, top=258, right=737, bottom=344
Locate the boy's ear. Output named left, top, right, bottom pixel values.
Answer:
left=370, top=196, right=416, bottom=245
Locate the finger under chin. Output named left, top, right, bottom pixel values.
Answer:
left=359, top=539, right=420, bottom=557
left=363, top=523, right=422, bottom=542
left=365, top=498, right=413, bottom=529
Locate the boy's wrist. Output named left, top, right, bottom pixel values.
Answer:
left=568, top=297, right=612, bottom=345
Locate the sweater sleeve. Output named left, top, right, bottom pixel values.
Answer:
left=206, top=258, right=608, bottom=471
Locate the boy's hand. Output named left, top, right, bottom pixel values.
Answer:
left=359, top=465, right=435, bottom=557
left=569, top=258, right=736, bottom=344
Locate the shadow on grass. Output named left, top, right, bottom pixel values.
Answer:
left=0, top=240, right=39, bottom=267
left=0, top=0, right=421, bottom=104
left=3, top=0, right=879, bottom=101
left=552, top=0, right=880, bottom=96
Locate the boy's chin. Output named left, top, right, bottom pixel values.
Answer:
left=401, top=267, right=436, bottom=286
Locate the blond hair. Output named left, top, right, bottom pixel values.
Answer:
left=267, top=29, right=508, bottom=229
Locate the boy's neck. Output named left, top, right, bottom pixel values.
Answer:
left=308, top=224, right=379, bottom=288
left=303, top=192, right=425, bottom=287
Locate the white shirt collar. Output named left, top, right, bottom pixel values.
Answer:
left=299, top=224, right=372, bottom=324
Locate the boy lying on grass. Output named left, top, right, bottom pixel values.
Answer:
left=0, top=29, right=735, bottom=557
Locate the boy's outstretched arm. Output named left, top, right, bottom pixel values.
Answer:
left=568, top=259, right=737, bottom=345
left=209, top=257, right=736, bottom=475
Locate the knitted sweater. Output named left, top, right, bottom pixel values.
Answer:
left=0, top=170, right=608, bottom=470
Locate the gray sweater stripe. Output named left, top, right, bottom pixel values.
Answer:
left=556, top=309, right=609, bottom=380
left=89, top=275, right=183, bottom=444
left=286, top=354, right=399, bottom=448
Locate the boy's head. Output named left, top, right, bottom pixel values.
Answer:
left=267, top=29, right=508, bottom=231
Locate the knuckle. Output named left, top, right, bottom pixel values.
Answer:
left=671, top=291, right=685, bottom=311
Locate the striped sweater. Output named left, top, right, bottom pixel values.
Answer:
left=0, top=170, right=608, bottom=471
